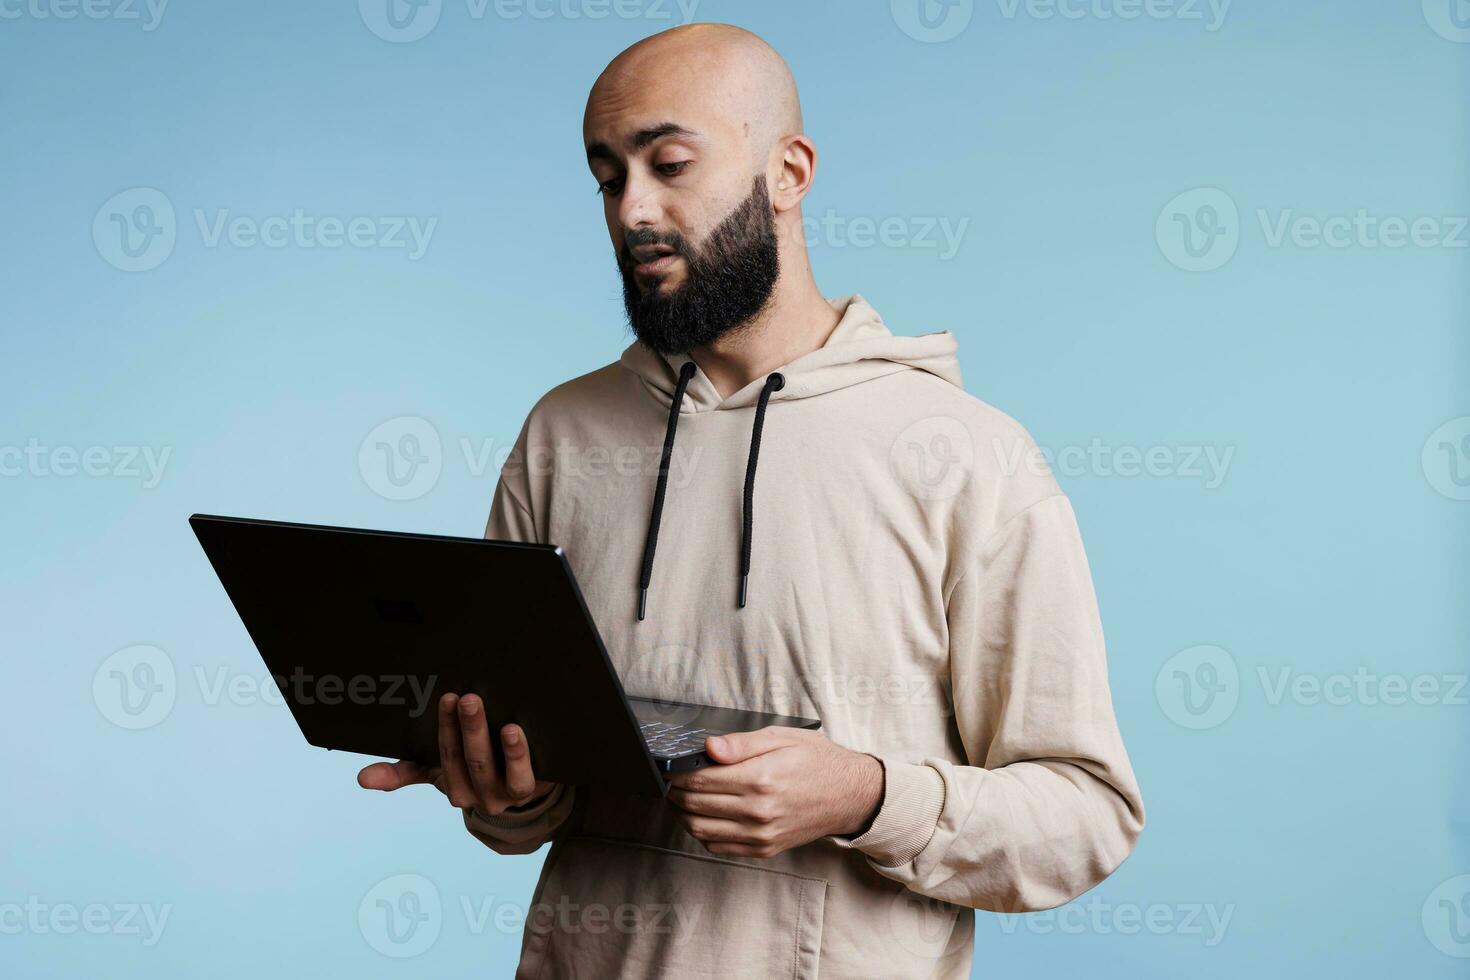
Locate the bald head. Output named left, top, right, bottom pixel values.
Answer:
left=585, top=24, right=802, bottom=165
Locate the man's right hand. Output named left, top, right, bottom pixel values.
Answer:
left=357, top=692, right=558, bottom=817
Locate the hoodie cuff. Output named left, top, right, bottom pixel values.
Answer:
left=830, top=759, right=945, bottom=868
left=465, top=784, right=565, bottom=830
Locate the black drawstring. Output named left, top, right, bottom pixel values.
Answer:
left=637, top=360, right=697, bottom=621
left=739, top=372, right=784, bottom=608
left=635, top=363, right=785, bottom=621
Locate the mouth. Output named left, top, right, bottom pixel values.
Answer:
left=634, top=254, right=680, bottom=278
left=629, top=243, right=680, bottom=278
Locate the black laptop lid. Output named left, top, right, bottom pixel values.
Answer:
left=189, top=514, right=666, bottom=796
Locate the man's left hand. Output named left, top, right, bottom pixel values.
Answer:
left=666, top=727, right=885, bottom=858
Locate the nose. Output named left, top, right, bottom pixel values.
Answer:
left=616, top=171, right=664, bottom=233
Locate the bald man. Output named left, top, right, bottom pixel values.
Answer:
left=360, top=23, right=1144, bottom=979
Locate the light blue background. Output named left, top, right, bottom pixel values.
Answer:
left=2, top=1, right=1467, bottom=976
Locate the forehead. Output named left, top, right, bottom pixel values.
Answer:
left=583, top=64, right=744, bottom=155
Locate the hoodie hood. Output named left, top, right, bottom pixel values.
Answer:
left=618, top=294, right=962, bottom=412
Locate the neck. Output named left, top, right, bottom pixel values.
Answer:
left=691, top=253, right=840, bottom=399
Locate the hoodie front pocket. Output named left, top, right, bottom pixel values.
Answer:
left=519, top=835, right=827, bottom=980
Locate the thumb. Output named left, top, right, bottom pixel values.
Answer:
left=706, top=726, right=792, bottom=765
left=358, top=759, right=434, bottom=791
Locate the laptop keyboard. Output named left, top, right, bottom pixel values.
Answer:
left=639, top=721, right=717, bottom=758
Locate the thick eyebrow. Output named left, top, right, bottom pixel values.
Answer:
left=585, top=122, right=703, bottom=165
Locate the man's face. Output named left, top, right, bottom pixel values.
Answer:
left=585, top=88, right=779, bottom=355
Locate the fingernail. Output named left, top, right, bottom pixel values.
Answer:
left=504, top=727, right=520, bottom=745
left=708, top=736, right=726, bottom=754
left=460, top=697, right=479, bottom=716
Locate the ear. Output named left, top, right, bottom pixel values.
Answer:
left=769, top=133, right=818, bottom=214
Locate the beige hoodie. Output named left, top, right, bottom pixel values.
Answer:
left=465, top=295, right=1144, bottom=979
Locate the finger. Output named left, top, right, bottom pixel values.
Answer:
left=437, top=693, right=476, bottom=808
left=705, top=726, right=796, bottom=765
left=666, top=788, right=763, bottom=821
left=457, top=694, right=503, bottom=805
left=676, top=813, right=760, bottom=845
left=500, top=724, right=540, bottom=802
left=668, top=758, right=771, bottom=795
left=357, top=759, right=435, bottom=791
left=705, top=841, right=777, bottom=859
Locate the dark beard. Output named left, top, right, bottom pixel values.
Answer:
left=619, top=175, right=780, bottom=356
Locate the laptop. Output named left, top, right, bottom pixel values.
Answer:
left=189, top=514, right=820, bottom=797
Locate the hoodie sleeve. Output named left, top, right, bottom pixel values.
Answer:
left=461, top=468, right=578, bottom=855
left=832, top=493, right=1144, bottom=912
